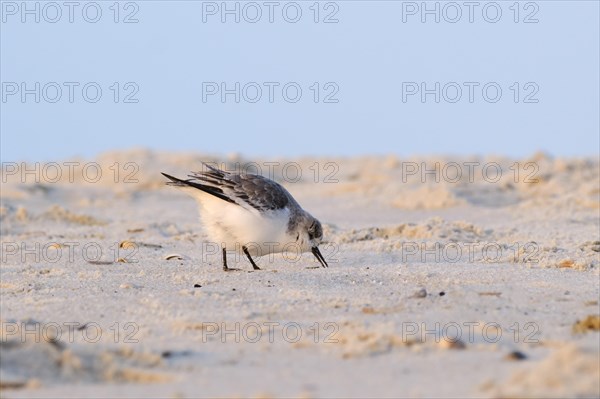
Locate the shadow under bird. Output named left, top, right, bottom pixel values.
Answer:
left=161, top=163, right=328, bottom=271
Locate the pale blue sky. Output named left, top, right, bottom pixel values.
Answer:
left=1, top=1, right=599, bottom=162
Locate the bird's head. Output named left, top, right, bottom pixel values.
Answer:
left=294, top=214, right=328, bottom=268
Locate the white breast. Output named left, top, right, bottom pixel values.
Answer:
left=189, top=189, right=293, bottom=256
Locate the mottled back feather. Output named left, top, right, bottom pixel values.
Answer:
left=184, top=163, right=295, bottom=212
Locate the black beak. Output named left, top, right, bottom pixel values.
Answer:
left=311, top=247, right=328, bottom=268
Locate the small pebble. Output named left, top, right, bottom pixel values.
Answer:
left=413, top=288, right=427, bottom=298
left=119, top=283, right=141, bottom=289
left=439, top=338, right=465, bottom=350
left=505, top=350, right=527, bottom=361
left=47, top=338, right=65, bottom=351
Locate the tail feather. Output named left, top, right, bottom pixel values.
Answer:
left=161, top=172, right=236, bottom=205
left=161, top=172, right=188, bottom=187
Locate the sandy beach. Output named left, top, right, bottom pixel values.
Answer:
left=1, top=149, right=599, bottom=398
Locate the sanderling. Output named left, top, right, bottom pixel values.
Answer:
left=161, top=163, right=328, bottom=271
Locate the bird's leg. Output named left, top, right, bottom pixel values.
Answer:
left=222, top=247, right=241, bottom=272
left=222, top=247, right=228, bottom=271
left=242, top=246, right=261, bottom=270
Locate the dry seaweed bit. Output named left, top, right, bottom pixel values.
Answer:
left=478, top=292, right=502, bottom=297
left=558, top=259, right=575, bottom=268
left=87, top=260, right=113, bottom=265
left=572, top=315, right=600, bottom=334
left=119, top=240, right=136, bottom=249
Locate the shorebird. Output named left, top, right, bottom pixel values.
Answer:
left=162, top=163, right=328, bottom=271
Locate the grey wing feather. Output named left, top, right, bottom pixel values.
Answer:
left=235, top=174, right=291, bottom=211
left=187, top=163, right=292, bottom=212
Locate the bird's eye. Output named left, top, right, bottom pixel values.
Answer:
left=308, top=221, right=321, bottom=241
left=308, top=222, right=316, bottom=240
